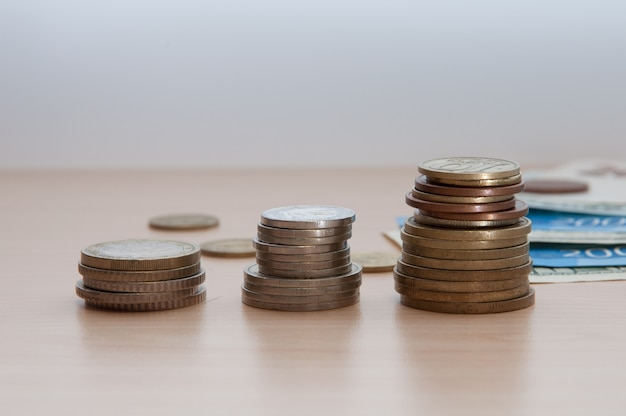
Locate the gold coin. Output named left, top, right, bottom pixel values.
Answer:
left=257, top=262, right=354, bottom=278
left=243, top=263, right=362, bottom=288
left=242, top=293, right=360, bottom=312
left=84, top=287, right=207, bottom=312
left=400, top=229, right=527, bottom=250
left=81, top=270, right=206, bottom=293
left=242, top=286, right=359, bottom=304
left=255, top=246, right=350, bottom=263
left=401, top=252, right=530, bottom=270
left=260, top=205, right=356, bottom=229
left=75, top=280, right=197, bottom=304
left=257, top=223, right=351, bottom=238
left=243, top=280, right=362, bottom=296
left=393, top=269, right=528, bottom=292
left=256, top=231, right=352, bottom=246
left=418, top=157, right=520, bottom=180
left=253, top=238, right=347, bottom=255
left=395, top=281, right=530, bottom=302
left=148, top=213, right=219, bottom=230
left=426, top=174, right=522, bottom=188
left=256, top=255, right=351, bottom=271
left=395, top=259, right=533, bottom=281
left=403, top=217, right=532, bottom=240
left=399, top=287, right=535, bottom=314
left=200, top=238, right=255, bottom=258
left=411, top=188, right=514, bottom=204
left=81, top=239, right=200, bottom=271
left=351, top=251, right=398, bottom=273
left=78, top=262, right=201, bottom=282
left=403, top=242, right=529, bottom=260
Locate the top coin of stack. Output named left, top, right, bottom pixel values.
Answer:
left=76, top=239, right=206, bottom=311
left=396, top=157, right=535, bottom=314
left=243, top=205, right=362, bottom=311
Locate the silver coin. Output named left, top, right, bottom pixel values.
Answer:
left=418, top=157, right=520, bottom=180
left=256, top=231, right=351, bottom=246
left=260, top=205, right=356, bottom=229
left=257, top=222, right=352, bottom=238
left=253, top=238, right=347, bottom=255
left=255, top=246, right=350, bottom=263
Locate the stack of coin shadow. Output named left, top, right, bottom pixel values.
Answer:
left=242, top=205, right=362, bottom=311
left=395, top=157, right=535, bottom=314
left=76, top=239, right=206, bottom=311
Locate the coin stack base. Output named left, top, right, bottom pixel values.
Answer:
left=76, top=239, right=206, bottom=312
left=243, top=205, right=361, bottom=312
left=396, top=157, right=535, bottom=314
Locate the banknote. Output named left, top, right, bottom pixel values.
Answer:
left=520, top=159, right=626, bottom=215
left=530, top=266, right=626, bottom=283
left=529, top=243, right=626, bottom=267
left=527, top=208, right=626, bottom=244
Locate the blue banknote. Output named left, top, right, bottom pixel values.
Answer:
left=529, top=243, right=626, bottom=267
left=527, top=209, right=626, bottom=232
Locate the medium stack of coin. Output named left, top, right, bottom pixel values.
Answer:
left=243, top=205, right=362, bottom=311
left=395, top=157, right=535, bottom=314
left=76, top=239, right=206, bottom=311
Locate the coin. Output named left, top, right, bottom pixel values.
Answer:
left=257, top=222, right=352, bottom=238
left=399, top=287, right=535, bottom=314
left=244, top=263, right=362, bottom=288
left=148, top=213, right=219, bottom=230
left=393, top=269, right=528, bottom=292
left=84, top=287, right=207, bottom=312
left=411, top=188, right=513, bottom=204
left=417, top=200, right=529, bottom=221
left=427, top=174, right=523, bottom=188
left=351, top=251, right=398, bottom=273
left=403, top=217, right=532, bottom=240
left=395, top=259, right=533, bottom=281
left=415, top=175, right=526, bottom=196
left=257, top=263, right=354, bottom=278
left=405, top=192, right=516, bottom=213
left=78, top=262, right=201, bottom=282
left=412, top=213, right=521, bottom=228
left=75, top=280, right=197, bottom=304
left=523, top=179, right=589, bottom=194
left=243, top=280, right=362, bottom=296
left=200, top=238, right=255, bottom=258
left=395, top=281, right=530, bottom=302
left=255, top=246, right=351, bottom=263
left=242, top=286, right=359, bottom=304
left=260, top=205, right=356, bottom=229
left=253, top=238, right=347, bottom=255
left=400, top=229, right=528, bottom=250
left=418, top=157, right=520, bottom=181
left=81, top=270, right=206, bottom=293
left=242, top=293, right=360, bottom=312
left=403, top=242, right=529, bottom=261
left=81, top=239, right=201, bottom=271
left=256, top=231, right=352, bottom=246
left=401, top=251, right=530, bottom=270
left=255, top=255, right=351, bottom=271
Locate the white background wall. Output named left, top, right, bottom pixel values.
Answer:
left=1, top=1, right=625, bottom=169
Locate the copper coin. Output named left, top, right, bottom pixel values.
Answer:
left=403, top=217, right=532, bottom=240
left=415, top=175, right=526, bottom=196
left=84, top=287, right=207, bottom=312
left=395, top=259, right=533, bottom=281
left=256, top=231, right=352, bottom=246
left=243, top=263, right=362, bottom=288
left=255, top=246, right=350, bottom=263
left=243, top=280, right=362, bottom=296
left=255, top=255, right=351, bottom=271
left=523, top=179, right=589, bottom=194
left=400, top=229, right=528, bottom=250
left=412, top=212, right=521, bottom=228
left=402, top=242, right=529, bottom=260
left=405, top=193, right=516, bottom=213
left=148, top=213, right=219, bottom=230
left=401, top=251, right=530, bottom=270
left=242, top=293, right=360, bottom=312
left=351, top=251, right=398, bottom=273
left=252, top=238, right=347, bottom=255
left=257, top=262, right=354, bottom=278
left=418, top=157, right=520, bottom=180
left=395, top=281, right=530, bottom=303
left=416, top=200, right=529, bottom=221
left=426, top=174, right=523, bottom=188
left=399, top=287, right=535, bottom=314
left=411, top=188, right=513, bottom=204
left=393, top=269, right=528, bottom=292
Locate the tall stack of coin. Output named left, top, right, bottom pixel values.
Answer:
left=76, top=239, right=206, bottom=311
left=243, top=205, right=362, bottom=311
left=395, top=157, right=535, bottom=313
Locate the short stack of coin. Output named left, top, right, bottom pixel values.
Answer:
left=243, top=205, right=362, bottom=311
left=76, top=239, right=206, bottom=311
left=395, top=157, right=535, bottom=314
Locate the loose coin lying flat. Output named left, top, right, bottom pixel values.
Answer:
left=81, top=239, right=200, bottom=271
left=200, top=238, right=255, bottom=258
left=351, top=251, right=398, bottom=273
left=414, top=175, right=526, bottom=196
left=418, top=157, right=520, bottom=181
left=148, top=213, right=219, bottom=230
left=261, top=205, right=356, bottom=229
left=399, top=287, right=535, bottom=314
left=85, top=287, right=207, bottom=312
left=523, top=179, right=589, bottom=194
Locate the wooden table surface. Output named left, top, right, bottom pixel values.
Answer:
left=1, top=168, right=625, bottom=415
